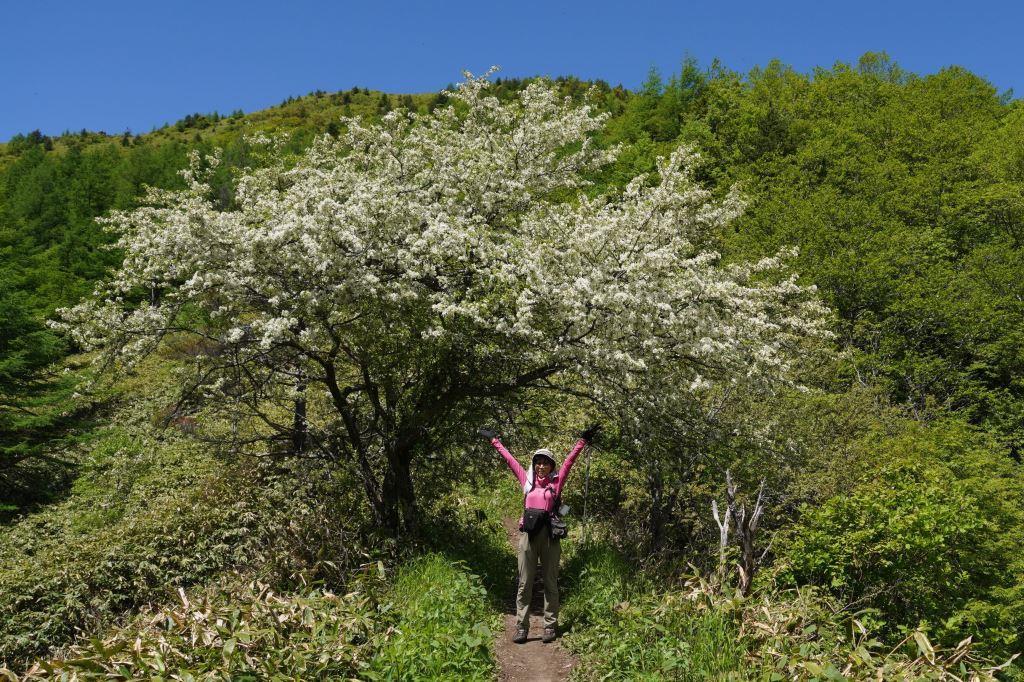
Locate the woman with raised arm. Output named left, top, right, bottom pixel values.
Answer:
left=478, top=423, right=602, bottom=644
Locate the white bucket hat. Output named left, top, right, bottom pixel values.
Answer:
left=523, top=448, right=559, bottom=493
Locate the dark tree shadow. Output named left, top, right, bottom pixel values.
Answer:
left=1, top=397, right=109, bottom=524
left=418, top=507, right=517, bottom=605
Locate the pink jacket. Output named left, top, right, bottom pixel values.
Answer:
left=491, top=438, right=588, bottom=515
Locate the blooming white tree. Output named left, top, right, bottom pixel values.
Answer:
left=55, top=70, right=830, bottom=533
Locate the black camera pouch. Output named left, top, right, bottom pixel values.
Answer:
left=520, top=508, right=548, bottom=536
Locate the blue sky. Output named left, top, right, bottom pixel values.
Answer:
left=2, top=0, right=1021, bottom=142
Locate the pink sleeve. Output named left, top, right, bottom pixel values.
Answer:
left=492, top=438, right=527, bottom=487
left=555, top=438, right=588, bottom=496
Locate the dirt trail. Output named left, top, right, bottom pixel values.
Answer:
left=494, top=517, right=577, bottom=682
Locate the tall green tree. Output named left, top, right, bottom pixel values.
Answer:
left=0, top=276, right=72, bottom=516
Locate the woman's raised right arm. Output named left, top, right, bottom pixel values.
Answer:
left=491, top=438, right=527, bottom=487
left=479, top=428, right=527, bottom=487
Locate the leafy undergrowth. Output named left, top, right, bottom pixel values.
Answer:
left=560, top=542, right=745, bottom=681
left=11, top=555, right=498, bottom=681
left=0, top=425, right=241, bottom=668
left=738, top=574, right=1021, bottom=681
left=364, top=554, right=499, bottom=681
left=0, top=430, right=366, bottom=671
left=0, top=349, right=506, bottom=678
left=0, top=353, right=369, bottom=672
left=14, top=572, right=384, bottom=680
left=419, top=481, right=520, bottom=600
left=558, top=540, right=1018, bottom=681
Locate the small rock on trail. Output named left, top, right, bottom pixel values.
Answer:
left=495, top=517, right=578, bottom=682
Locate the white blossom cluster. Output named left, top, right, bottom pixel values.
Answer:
left=53, top=69, right=831, bottom=446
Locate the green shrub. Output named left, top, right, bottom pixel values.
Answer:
left=9, top=554, right=502, bottom=681
left=566, top=595, right=745, bottom=681
left=560, top=542, right=634, bottom=629
left=365, top=554, right=498, bottom=681
left=557, top=537, right=1017, bottom=680
left=781, top=421, right=1024, bottom=657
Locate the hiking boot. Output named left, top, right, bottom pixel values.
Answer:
left=512, top=626, right=528, bottom=644
left=542, top=626, right=557, bottom=643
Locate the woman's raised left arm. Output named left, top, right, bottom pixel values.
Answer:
left=554, top=438, right=588, bottom=496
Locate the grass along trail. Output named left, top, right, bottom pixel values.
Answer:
left=495, top=516, right=577, bottom=682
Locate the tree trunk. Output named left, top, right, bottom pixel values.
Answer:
left=648, top=465, right=665, bottom=553
left=376, top=466, right=401, bottom=533
left=291, top=321, right=308, bottom=455
left=375, top=440, right=419, bottom=537
left=711, top=497, right=731, bottom=589
left=393, top=454, right=418, bottom=536
left=737, top=529, right=757, bottom=596
left=292, top=387, right=307, bottom=455
left=725, top=471, right=766, bottom=597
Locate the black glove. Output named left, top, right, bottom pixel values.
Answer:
left=477, top=428, right=499, bottom=441
left=580, top=423, right=603, bottom=441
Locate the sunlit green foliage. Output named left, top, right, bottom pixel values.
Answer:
left=365, top=555, right=498, bottom=681
left=581, top=53, right=1024, bottom=456
left=782, top=421, right=1024, bottom=654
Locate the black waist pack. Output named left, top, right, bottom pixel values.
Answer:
left=549, top=515, right=568, bottom=540
left=520, top=508, right=549, bottom=535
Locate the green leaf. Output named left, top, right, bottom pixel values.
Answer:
left=913, top=631, right=935, bottom=663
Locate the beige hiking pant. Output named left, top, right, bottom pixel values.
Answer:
left=516, top=528, right=561, bottom=629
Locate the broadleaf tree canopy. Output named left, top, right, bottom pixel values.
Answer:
left=55, top=70, right=831, bottom=532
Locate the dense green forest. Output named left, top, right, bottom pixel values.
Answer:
left=1, top=54, right=1022, bottom=679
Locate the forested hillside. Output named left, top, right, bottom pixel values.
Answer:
left=1, top=54, right=1021, bottom=680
